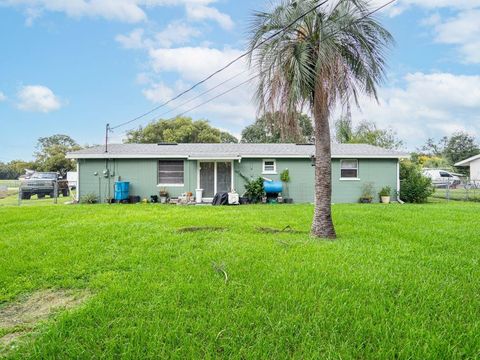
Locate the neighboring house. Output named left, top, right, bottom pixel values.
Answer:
left=66, top=143, right=408, bottom=204
left=455, top=154, right=480, bottom=180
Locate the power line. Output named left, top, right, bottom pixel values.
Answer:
left=164, top=0, right=397, bottom=119
left=114, top=0, right=397, bottom=141
left=109, top=0, right=329, bottom=131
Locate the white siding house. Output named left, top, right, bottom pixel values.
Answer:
left=455, top=155, right=480, bottom=180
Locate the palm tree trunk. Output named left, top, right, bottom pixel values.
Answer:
left=311, top=91, right=337, bottom=239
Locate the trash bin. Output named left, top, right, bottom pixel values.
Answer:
left=196, top=189, right=203, bottom=204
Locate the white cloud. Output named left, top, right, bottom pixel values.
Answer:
left=185, top=4, right=234, bottom=30
left=351, top=72, right=480, bottom=148
left=16, top=85, right=62, bottom=112
left=1, top=0, right=234, bottom=28
left=142, top=82, right=174, bottom=103
left=138, top=45, right=255, bottom=130
left=0, top=91, right=6, bottom=102
left=377, top=0, right=480, bottom=16
left=429, top=10, right=480, bottom=64
left=116, top=22, right=201, bottom=50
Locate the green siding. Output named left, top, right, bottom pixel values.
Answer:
left=78, top=157, right=398, bottom=203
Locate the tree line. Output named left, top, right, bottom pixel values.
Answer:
left=2, top=114, right=478, bottom=180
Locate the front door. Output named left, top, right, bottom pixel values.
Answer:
left=199, top=161, right=233, bottom=198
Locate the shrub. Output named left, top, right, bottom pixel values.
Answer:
left=280, top=169, right=290, bottom=183
left=80, top=193, right=98, bottom=204
left=244, top=177, right=265, bottom=203
left=400, top=161, right=435, bottom=203
left=360, top=182, right=375, bottom=200
left=379, top=186, right=392, bottom=197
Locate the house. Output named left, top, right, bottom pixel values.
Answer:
left=455, top=154, right=480, bottom=180
left=66, top=143, right=408, bottom=203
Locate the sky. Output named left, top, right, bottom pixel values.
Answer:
left=0, top=0, right=479, bottom=161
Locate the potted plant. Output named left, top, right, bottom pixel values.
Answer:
left=280, top=169, right=292, bottom=203
left=359, top=182, right=374, bottom=203
left=159, top=188, right=169, bottom=204
left=379, top=186, right=392, bottom=204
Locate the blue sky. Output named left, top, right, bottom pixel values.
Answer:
left=0, top=0, right=479, bottom=161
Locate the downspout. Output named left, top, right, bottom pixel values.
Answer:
left=397, top=159, right=404, bottom=204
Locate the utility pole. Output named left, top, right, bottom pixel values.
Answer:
left=105, top=123, right=110, bottom=153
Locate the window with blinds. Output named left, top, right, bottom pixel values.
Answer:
left=158, top=160, right=184, bottom=185
left=340, top=159, right=359, bottom=178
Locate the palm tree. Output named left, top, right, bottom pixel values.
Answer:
left=248, top=0, right=393, bottom=238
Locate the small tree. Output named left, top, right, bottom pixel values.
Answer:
left=280, top=169, right=291, bottom=198
left=399, top=161, right=435, bottom=203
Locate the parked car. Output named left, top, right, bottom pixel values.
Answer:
left=19, top=172, right=70, bottom=199
left=422, top=169, right=462, bottom=188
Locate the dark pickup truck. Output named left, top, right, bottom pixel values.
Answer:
left=19, top=172, right=70, bottom=199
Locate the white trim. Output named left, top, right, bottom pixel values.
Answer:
left=197, top=160, right=234, bottom=198
left=157, top=184, right=184, bottom=187
left=76, top=161, right=80, bottom=202
left=339, top=178, right=361, bottom=181
left=67, top=154, right=410, bottom=160
left=262, top=159, right=277, bottom=174
left=340, top=159, right=359, bottom=179
left=455, top=154, right=480, bottom=167
left=396, top=160, right=400, bottom=195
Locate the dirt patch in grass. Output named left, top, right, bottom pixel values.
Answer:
left=0, top=289, right=90, bottom=349
left=0, top=331, right=26, bottom=348
left=177, top=226, right=227, bottom=233
left=256, top=225, right=306, bottom=234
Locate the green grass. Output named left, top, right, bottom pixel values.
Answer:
left=0, top=190, right=75, bottom=207
left=0, top=203, right=479, bottom=359
left=431, top=187, right=480, bottom=202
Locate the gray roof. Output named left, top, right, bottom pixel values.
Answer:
left=67, top=143, right=408, bottom=159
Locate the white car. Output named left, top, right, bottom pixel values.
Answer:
left=422, top=169, right=462, bottom=188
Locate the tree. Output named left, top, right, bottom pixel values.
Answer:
left=125, top=116, right=238, bottom=144
left=418, top=137, right=448, bottom=157
left=34, top=134, right=80, bottom=174
left=241, top=112, right=314, bottom=143
left=249, top=0, right=393, bottom=238
left=417, top=132, right=479, bottom=175
left=335, top=118, right=403, bottom=150
left=0, top=160, right=38, bottom=179
left=444, top=132, right=479, bottom=170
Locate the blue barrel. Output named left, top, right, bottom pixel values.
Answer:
left=114, top=181, right=130, bottom=201
left=263, top=181, right=283, bottom=194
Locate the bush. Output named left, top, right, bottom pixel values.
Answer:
left=244, top=177, right=265, bottom=203
left=80, top=193, right=98, bottom=204
left=379, top=186, right=392, bottom=197
left=400, top=161, right=434, bottom=203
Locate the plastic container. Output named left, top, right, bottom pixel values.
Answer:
left=263, top=181, right=283, bottom=194
left=196, top=189, right=203, bottom=203
left=114, top=181, right=130, bottom=201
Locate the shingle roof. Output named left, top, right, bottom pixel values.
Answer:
left=67, top=143, right=408, bottom=159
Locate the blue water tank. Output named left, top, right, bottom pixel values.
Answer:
left=263, top=181, right=283, bottom=194
left=114, top=181, right=130, bottom=201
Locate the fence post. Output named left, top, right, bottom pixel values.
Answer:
left=54, top=180, right=58, bottom=204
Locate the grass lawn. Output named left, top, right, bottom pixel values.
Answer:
left=430, top=187, right=480, bottom=202
left=0, top=203, right=479, bottom=359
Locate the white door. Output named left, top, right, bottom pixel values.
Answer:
left=198, top=161, right=233, bottom=198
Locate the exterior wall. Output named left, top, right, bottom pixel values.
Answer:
left=470, top=159, right=480, bottom=180
left=77, top=158, right=196, bottom=202
left=78, top=157, right=399, bottom=203
left=234, top=158, right=399, bottom=203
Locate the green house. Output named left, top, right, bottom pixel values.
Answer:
left=67, top=143, right=408, bottom=203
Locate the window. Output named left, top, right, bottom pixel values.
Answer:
left=340, top=159, right=359, bottom=179
left=158, top=160, right=184, bottom=185
left=263, top=159, right=276, bottom=174
left=439, top=171, right=452, bottom=178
